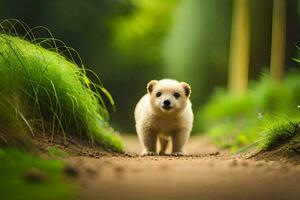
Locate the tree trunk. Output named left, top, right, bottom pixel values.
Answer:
left=228, top=0, right=250, bottom=95
left=270, top=0, right=286, bottom=82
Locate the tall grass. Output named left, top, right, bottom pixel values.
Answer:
left=0, top=19, right=123, bottom=151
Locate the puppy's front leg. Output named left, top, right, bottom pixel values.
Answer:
left=171, top=130, right=189, bottom=156
left=158, top=137, right=169, bottom=155
left=139, top=129, right=157, bottom=156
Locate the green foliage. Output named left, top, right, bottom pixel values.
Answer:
left=112, top=0, right=178, bottom=60
left=199, top=90, right=255, bottom=127
left=0, top=22, right=123, bottom=151
left=0, top=148, right=75, bottom=200
left=162, top=0, right=232, bottom=105
left=197, top=73, right=300, bottom=150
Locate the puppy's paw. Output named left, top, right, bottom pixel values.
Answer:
left=141, top=150, right=157, bottom=156
left=172, top=152, right=184, bottom=157
left=158, top=152, right=168, bottom=156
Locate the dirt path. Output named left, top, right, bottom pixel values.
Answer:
left=65, top=135, right=300, bottom=200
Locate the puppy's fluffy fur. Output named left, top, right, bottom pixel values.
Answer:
left=134, top=79, right=193, bottom=156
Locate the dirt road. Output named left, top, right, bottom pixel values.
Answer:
left=66, top=135, right=300, bottom=200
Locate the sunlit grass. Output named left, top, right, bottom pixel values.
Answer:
left=0, top=20, right=123, bottom=151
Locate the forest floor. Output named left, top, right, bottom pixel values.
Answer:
left=46, top=135, right=300, bottom=200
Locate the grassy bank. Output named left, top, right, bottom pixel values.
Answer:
left=0, top=28, right=122, bottom=151
left=0, top=20, right=124, bottom=200
left=260, top=117, right=300, bottom=152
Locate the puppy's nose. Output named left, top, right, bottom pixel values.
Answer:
left=163, top=100, right=171, bottom=106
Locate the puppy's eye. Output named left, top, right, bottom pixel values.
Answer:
left=156, top=92, right=162, bottom=97
left=173, top=92, right=180, bottom=99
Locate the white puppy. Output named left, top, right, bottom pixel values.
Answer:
left=134, top=79, right=193, bottom=156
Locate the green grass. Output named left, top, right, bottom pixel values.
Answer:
left=0, top=148, right=75, bottom=200
left=260, top=117, right=300, bottom=151
left=0, top=20, right=123, bottom=151
left=0, top=95, right=34, bottom=149
left=197, top=73, right=300, bottom=151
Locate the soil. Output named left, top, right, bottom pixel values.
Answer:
left=250, top=138, right=300, bottom=165
left=34, top=132, right=118, bottom=158
left=38, top=134, right=300, bottom=200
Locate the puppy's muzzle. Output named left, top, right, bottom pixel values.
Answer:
left=162, top=100, right=172, bottom=110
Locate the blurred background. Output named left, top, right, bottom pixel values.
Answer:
left=1, top=0, right=299, bottom=134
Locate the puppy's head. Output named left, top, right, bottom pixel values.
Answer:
left=147, top=79, right=191, bottom=114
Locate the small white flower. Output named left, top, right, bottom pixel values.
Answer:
left=258, top=112, right=263, bottom=119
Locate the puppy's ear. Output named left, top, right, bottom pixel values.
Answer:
left=147, top=80, right=158, bottom=94
left=181, top=82, right=191, bottom=97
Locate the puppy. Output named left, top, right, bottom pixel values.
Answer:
left=134, top=79, right=193, bottom=156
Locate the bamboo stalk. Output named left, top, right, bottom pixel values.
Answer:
left=228, top=0, right=250, bottom=95
left=270, top=0, right=286, bottom=82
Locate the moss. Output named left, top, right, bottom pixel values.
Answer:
left=282, top=135, right=300, bottom=155
left=46, top=147, right=69, bottom=158
left=0, top=148, right=75, bottom=200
